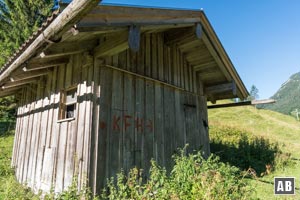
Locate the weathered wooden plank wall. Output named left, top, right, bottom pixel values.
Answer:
left=11, top=32, right=209, bottom=195
left=91, top=32, right=209, bottom=192
left=12, top=53, right=94, bottom=193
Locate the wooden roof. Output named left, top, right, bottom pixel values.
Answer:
left=0, top=3, right=248, bottom=102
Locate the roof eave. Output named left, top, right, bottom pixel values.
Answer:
left=199, top=11, right=249, bottom=100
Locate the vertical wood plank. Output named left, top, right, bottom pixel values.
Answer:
left=81, top=57, right=94, bottom=190
left=97, top=66, right=113, bottom=189
left=137, top=35, right=145, bottom=75
left=157, top=33, right=164, bottom=81
left=40, top=147, right=56, bottom=192
left=199, top=95, right=210, bottom=157
left=174, top=90, right=184, bottom=149
left=75, top=54, right=87, bottom=190
left=35, top=73, right=52, bottom=189
left=19, top=87, right=31, bottom=183
left=188, top=65, right=194, bottom=92
left=154, top=83, right=164, bottom=166
left=122, top=73, right=135, bottom=174
left=118, top=51, right=127, bottom=70
left=163, top=86, right=175, bottom=172
left=184, top=60, right=189, bottom=91
left=145, top=34, right=151, bottom=77
left=143, top=80, right=154, bottom=177
left=36, top=72, right=53, bottom=188
left=26, top=83, right=40, bottom=187
left=110, top=69, right=123, bottom=178
left=129, top=51, right=137, bottom=73
left=134, top=77, right=144, bottom=168
left=46, top=67, right=58, bottom=147
left=90, top=58, right=101, bottom=194
left=64, top=56, right=77, bottom=189
left=39, top=67, right=57, bottom=189
left=184, top=94, right=199, bottom=153
left=163, top=45, right=169, bottom=83
left=179, top=50, right=184, bottom=89
left=151, top=34, right=158, bottom=79
left=15, top=88, right=26, bottom=182
left=30, top=79, right=44, bottom=190
left=172, top=46, right=178, bottom=86
left=11, top=100, right=23, bottom=167
left=12, top=93, right=25, bottom=168
left=55, top=65, right=67, bottom=192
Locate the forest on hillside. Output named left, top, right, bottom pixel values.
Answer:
left=259, top=72, right=300, bottom=117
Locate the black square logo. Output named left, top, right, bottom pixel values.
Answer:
left=274, top=177, right=295, bottom=195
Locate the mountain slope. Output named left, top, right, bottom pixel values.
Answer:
left=260, top=72, right=300, bottom=115
left=209, top=104, right=300, bottom=157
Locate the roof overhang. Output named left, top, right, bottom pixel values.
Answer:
left=0, top=2, right=249, bottom=102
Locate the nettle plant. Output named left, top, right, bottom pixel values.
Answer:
left=100, top=147, right=252, bottom=200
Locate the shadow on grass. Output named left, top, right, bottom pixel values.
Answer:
left=210, top=135, right=280, bottom=175
left=0, top=122, right=15, bottom=136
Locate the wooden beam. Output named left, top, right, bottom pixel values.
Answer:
left=208, top=101, right=251, bottom=109
left=0, top=89, right=22, bottom=98
left=77, top=24, right=193, bottom=33
left=11, top=69, right=51, bottom=82
left=208, top=99, right=276, bottom=109
left=101, top=64, right=199, bottom=96
left=128, top=25, right=141, bottom=52
left=205, top=81, right=236, bottom=96
left=195, top=23, right=202, bottom=39
left=40, top=40, right=97, bottom=58
left=193, top=61, right=217, bottom=71
left=23, top=57, right=69, bottom=72
left=94, top=31, right=129, bottom=57
left=1, top=78, right=38, bottom=90
left=164, top=27, right=196, bottom=46
left=201, top=32, right=232, bottom=82
left=164, top=23, right=202, bottom=46
left=0, top=0, right=101, bottom=83
left=79, top=5, right=201, bottom=27
left=252, top=99, right=276, bottom=105
left=0, top=85, right=24, bottom=96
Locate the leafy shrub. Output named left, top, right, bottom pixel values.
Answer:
left=0, top=96, right=16, bottom=122
left=101, top=148, right=252, bottom=200
left=210, top=126, right=291, bottom=175
left=44, top=175, right=94, bottom=200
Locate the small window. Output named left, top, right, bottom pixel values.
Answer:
left=58, top=87, right=77, bottom=120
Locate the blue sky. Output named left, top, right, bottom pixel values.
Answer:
left=103, top=0, right=300, bottom=99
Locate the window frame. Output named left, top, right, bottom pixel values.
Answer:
left=57, top=85, right=77, bottom=123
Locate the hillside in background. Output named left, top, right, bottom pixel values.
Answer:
left=209, top=104, right=300, bottom=198
left=259, top=72, right=300, bottom=115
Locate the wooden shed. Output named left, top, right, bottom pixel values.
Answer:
left=0, top=0, right=248, bottom=194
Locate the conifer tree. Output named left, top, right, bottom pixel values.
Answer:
left=0, top=0, right=53, bottom=66
left=0, top=0, right=53, bottom=122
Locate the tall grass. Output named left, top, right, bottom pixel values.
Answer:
left=0, top=131, right=38, bottom=200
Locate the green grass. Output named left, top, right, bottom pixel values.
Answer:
left=0, top=131, right=38, bottom=200
left=209, top=103, right=300, bottom=199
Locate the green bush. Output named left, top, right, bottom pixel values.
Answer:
left=101, top=148, right=252, bottom=200
left=210, top=126, right=291, bottom=175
